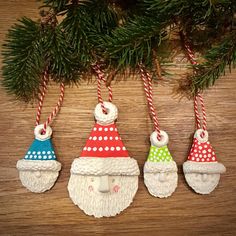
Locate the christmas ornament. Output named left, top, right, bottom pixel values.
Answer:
left=68, top=64, right=140, bottom=218
left=16, top=71, right=65, bottom=193
left=182, top=43, right=226, bottom=194
left=139, top=65, right=178, bottom=198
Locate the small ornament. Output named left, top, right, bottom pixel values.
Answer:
left=17, top=125, right=61, bottom=193
left=182, top=41, right=226, bottom=194
left=16, top=70, right=65, bottom=193
left=68, top=64, right=139, bottom=218
left=139, top=65, right=178, bottom=198
left=183, top=129, right=226, bottom=194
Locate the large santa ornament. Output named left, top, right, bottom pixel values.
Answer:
left=16, top=124, right=61, bottom=193
left=183, top=129, right=226, bottom=194
left=68, top=102, right=140, bottom=218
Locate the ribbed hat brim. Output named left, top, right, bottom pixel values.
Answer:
left=70, top=157, right=140, bottom=175
left=183, top=160, right=226, bottom=174
left=17, top=159, right=61, bottom=171
left=144, top=160, right=177, bottom=173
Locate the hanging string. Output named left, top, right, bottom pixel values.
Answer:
left=92, top=63, right=113, bottom=114
left=183, top=39, right=207, bottom=136
left=139, top=64, right=162, bottom=141
left=35, top=69, right=65, bottom=134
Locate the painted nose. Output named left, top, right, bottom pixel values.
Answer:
left=98, top=175, right=110, bottom=193
left=158, top=173, right=167, bottom=182
left=201, top=173, right=208, bottom=182
left=35, top=171, right=41, bottom=178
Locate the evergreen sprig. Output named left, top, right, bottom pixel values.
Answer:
left=2, top=18, right=45, bottom=101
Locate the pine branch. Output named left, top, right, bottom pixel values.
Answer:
left=2, top=18, right=45, bottom=102
left=190, top=32, right=236, bottom=93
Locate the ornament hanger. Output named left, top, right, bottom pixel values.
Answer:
left=35, top=69, right=65, bottom=134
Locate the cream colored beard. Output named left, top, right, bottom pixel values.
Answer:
left=68, top=175, right=138, bottom=218
left=144, top=172, right=178, bottom=198
left=19, top=170, right=59, bottom=193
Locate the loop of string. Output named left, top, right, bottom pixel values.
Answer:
left=139, top=64, right=161, bottom=141
left=35, top=69, right=65, bottom=134
left=183, top=41, right=207, bottom=137
left=92, top=63, right=113, bottom=114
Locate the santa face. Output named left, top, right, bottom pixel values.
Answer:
left=68, top=174, right=138, bottom=217
left=19, top=170, right=59, bottom=193
left=144, top=172, right=178, bottom=198
left=184, top=173, right=221, bottom=194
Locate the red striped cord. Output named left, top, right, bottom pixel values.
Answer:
left=139, top=64, right=161, bottom=141
left=183, top=41, right=207, bottom=136
left=92, top=64, right=113, bottom=114
left=35, top=70, right=65, bottom=133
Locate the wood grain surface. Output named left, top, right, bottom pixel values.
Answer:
left=0, top=1, right=236, bottom=235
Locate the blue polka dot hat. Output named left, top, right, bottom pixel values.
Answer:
left=17, top=125, right=61, bottom=172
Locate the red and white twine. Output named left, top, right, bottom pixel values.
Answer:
left=35, top=70, right=65, bottom=133
left=184, top=41, right=207, bottom=136
left=139, top=64, right=161, bottom=141
left=93, top=64, right=113, bottom=114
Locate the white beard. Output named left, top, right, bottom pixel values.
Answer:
left=68, top=174, right=138, bottom=218
left=19, top=170, right=59, bottom=193
left=184, top=173, right=221, bottom=194
left=144, top=172, right=178, bottom=198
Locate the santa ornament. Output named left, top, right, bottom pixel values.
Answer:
left=16, top=70, right=65, bottom=193
left=139, top=65, right=178, bottom=198
left=68, top=64, right=140, bottom=218
left=182, top=42, right=226, bottom=194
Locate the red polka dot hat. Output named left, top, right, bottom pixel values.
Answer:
left=183, top=130, right=226, bottom=174
left=70, top=102, right=140, bottom=176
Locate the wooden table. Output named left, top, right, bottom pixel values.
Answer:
left=0, top=1, right=235, bottom=235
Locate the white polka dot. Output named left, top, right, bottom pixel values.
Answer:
left=208, top=154, right=211, bottom=157
left=199, top=154, right=202, bottom=158
left=206, top=158, right=209, bottom=161
left=30, top=155, right=33, bottom=158
left=122, top=147, right=126, bottom=150
left=99, top=127, right=102, bottom=131
left=109, top=137, right=113, bottom=140
left=203, top=150, right=206, bottom=154
left=199, top=146, right=202, bottom=150
left=196, top=158, right=200, bottom=161
left=105, top=146, right=109, bottom=151
left=98, top=136, right=102, bottom=141
left=110, top=127, right=114, bottom=131
left=99, top=147, right=103, bottom=151
left=204, top=145, right=208, bottom=148
left=42, top=151, right=45, bottom=154
left=207, top=141, right=210, bottom=144
left=163, top=153, right=166, bottom=156
left=195, top=153, right=198, bottom=157
left=25, top=155, right=28, bottom=159
left=93, top=147, right=97, bottom=151
left=115, top=128, right=117, bottom=131
left=212, top=157, right=216, bottom=161
left=116, top=147, right=121, bottom=151
left=93, top=127, right=97, bottom=131
left=104, top=136, right=108, bottom=140
left=204, top=155, right=207, bottom=158
left=34, top=155, right=37, bottom=158
left=89, top=137, right=92, bottom=140
left=52, top=151, right=55, bottom=154
left=83, top=147, right=87, bottom=151
left=111, top=147, right=115, bottom=151
left=212, top=152, right=215, bottom=155
left=208, top=149, right=212, bottom=152
left=192, top=157, right=195, bottom=161
left=158, top=153, right=162, bottom=156
left=194, top=149, right=197, bottom=153
left=198, top=142, right=201, bottom=145
left=201, top=159, right=204, bottom=162
left=32, top=151, right=36, bottom=154
left=160, top=150, right=163, bottom=153
left=53, top=155, right=56, bottom=158
left=104, top=128, right=108, bottom=132
left=93, top=136, right=97, bottom=141
left=115, top=137, right=119, bottom=140
left=37, top=151, right=41, bottom=155
left=44, top=155, right=48, bottom=159
left=47, top=151, right=51, bottom=154
left=38, top=155, right=42, bottom=159
left=87, top=147, right=91, bottom=151
left=28, top=151, right=31, bottom=154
